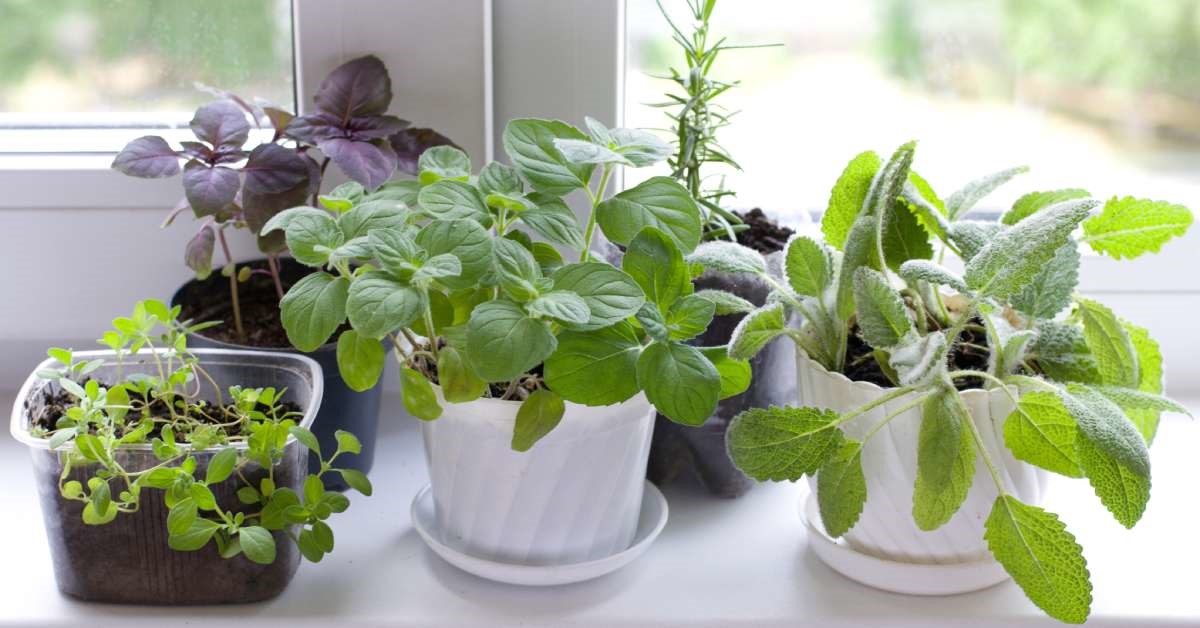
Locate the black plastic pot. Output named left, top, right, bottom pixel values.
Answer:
left=171, top=258, right=382, bottom=490
left=11, top=349, right=319, bottom=604
left=646, top=260, right=796, bottom=497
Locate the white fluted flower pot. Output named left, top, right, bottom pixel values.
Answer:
left=796, top=351, right=1048, bottom=593
left=419, top=391, right=656, bottom=569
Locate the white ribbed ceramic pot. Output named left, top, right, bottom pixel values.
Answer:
left=420, top=391, right=655, bottom=566
left=797, top=351, right=1048, bottom=564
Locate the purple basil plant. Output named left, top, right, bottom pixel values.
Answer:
left=112, top=55, right=454, bottom=339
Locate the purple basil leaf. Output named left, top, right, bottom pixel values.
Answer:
left=185, top=224, right=216, bottom=279
left=313, top=55, right=392, bottom=122
left=111, top=136, right=181, bottom=178
left=179, top=141, right=214, bottom=162
left=318, top=137, right=397, bottom=191
left=194, top=82, right=266, bottom=128
left=243, top=144, right=310, bottom=194
left=389, top=127, right=458, bottom=176
left=285, top=112, right=344, bottom=144
left=212, top=148, right=249, bottom=165
left=347, top=115, right=409, bottom=140
left=243, top=152, right=319, bottom=252
left=264, top=107, right=295, bottom=141
left=190, top=100, right=251, bottom=150
left=183, top=161, right=241, bottom=215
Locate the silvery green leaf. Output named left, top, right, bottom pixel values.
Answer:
left=693, top=289, right=755, bottom=315
left=852, top=267, right=913, bottom=349
left=1030, top=321, right=1101, bottom=384
left=1091, top=386, right=1191, bottom=419
left=552, top=138, right=633, bottom=166
left=901, top=177, right=949, bottom=241
left=913, top=389, right=975, bottom=531
left=1062, top=384, right=1149, bottom=478
left=945, top=165, right=1028, bottom=219
left=686, top=241, right=766, bottom=275
left=992, top=328, right=1038, bottom=377
left=964, top=199, right=1095, bottom=299
left=729, top=303, right=790, bottom=360
left=947, top=220, right=1002, bottom=262
left=584, top=116, right=613, bottom=145
left=784, top=235, right=831, bottom=297
left=1002, top=189, right=1090, bottom=225
left=1011, top=240, right=1080, bottom=320
left=888, top=331, right=947, bottom=387
left=835, top=212, right=882, bottom=321
left=609, top=127, right=672, bottom=167
left=898, top=260, right=968, bottom=294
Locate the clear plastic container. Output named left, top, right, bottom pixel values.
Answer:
left=9, top=348, right=323, bottom=604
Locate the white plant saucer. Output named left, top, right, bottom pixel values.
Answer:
left=411, top=480, right=669, bottom=586
left=800, top=495, right=1011, bottom=596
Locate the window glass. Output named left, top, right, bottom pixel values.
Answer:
left=626, top=0, right=1200, bottom=225
left=0, top=0, right=294, bottom=152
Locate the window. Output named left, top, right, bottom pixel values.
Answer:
left=0, top=0, right=295, bottom=154
left=625, top=0, right=1200, bottom=226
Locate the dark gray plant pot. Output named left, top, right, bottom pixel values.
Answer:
left=171, top=258, right=382, bottom=491
left=646, top=258, right=796, bottom=497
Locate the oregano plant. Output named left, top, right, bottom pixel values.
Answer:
left=263, top=117, right=753, bottom=450
left=30, top=300, right=371, bottom=565
left=111, top=55, right=454, bottom=340
left=705, top=142, right=1193, bottom=623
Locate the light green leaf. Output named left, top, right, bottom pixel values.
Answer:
left=520, top=193, right=585, bottom=251
left=280, top=272, right=349, bottom=351
left=984, top=496, right=1091, bottom=624
left=853, top=268, right=914, bottom=348
left=901, top=172, right=948, bottom=240
left=418, top=146, right=471, bottom=184
left=167, top=518, right=220, bottom=551
left=1003, top=189, right=1091, bottom=225
left=1083, top=196, right=1192, bottom=260
left=417, top=180, right=491, bottom=225
left=835, top=212, right=883, bottom=321
left=528, top=291, right=590, bottom=325
left=964, top=199, right=1095, bottom=299
left=166, top=498, right=197, bottom=534
left=693, top=289, right=755, bottom=315
left=728, top=303, right=789, bottom=360
left=882, top=196, right=933, bottom=271
left=345, top=272, right=424, bottom=339
left=335, top=430, right=362, bottom=455
left=550, top=263, right=645, bottom=331
left=492, top=237, right=542, bottom=302
left=1076, top=297, right=1138, bottom=387
left=400, top=366, right=442, bottom=421
left=1119, top=318, right=1166, bottom=442
left=337, top=199, right=409, bottom=240
left=913, top=390, right=976, bottom=531
left=784, top=235, right=831, bottom=297
left=1092, top=386, right=1190, bottom=419
left=666, top=294, right=715, bottom=341
left=545, top=321, right=642, bottom=406
left=635, top=302, right=669, bottom=342
left=478, top=161, right=523, bottom=196
left=1062, top=384, right=1149, bottom=478
left=822, top=150, right=880, bottom=249
left=817, top=440, right=866, bottom=537
left=319, top=181, right=365, bottom=212
left=415, top=219, right=493, bottom=290
left=637, top=341, right=720, bottom=426
left=437, top=346, right=488, bottom=403
left=622, top=226, right=691, bottom=311
left=699, top=346, right=751, bottom=400
left=597, top=176, right=702, bottom=253
left=945, top=165, right=1028, bottom=219
left=239, top=526, right=277, bottom=565
left=466, top=299, right=556, bottom=382
left=608, top=127, right=672, bottom=167
left=1004, top=391, right=1083, bottom=477
left=282, top=210, right=344, bottom=267
left=512, top=389, right=567, bottom=452
left=336, top=329, right=385, bottom=392
left=503, top=118, right=595, bottom=195
left=205, top=447, right=238, bottom=485
left=1077, top=427, right=1151, bottom=529
left=368, top=227, right=422, bottom=276
left=1011, top=241, right=1080, bottom=320
left=412, top=253, right=462, bottom=285
left=898, top=259, right=968, bottom=294
left=552, top=138, right=632, bottom=166
left=686, top=241, right=766, bottom=275
left=728, top=406, right=845, bottom=481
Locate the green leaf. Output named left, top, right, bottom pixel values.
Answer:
left=693, top=289, right=755, bottom=315
left=728, top=303, right=789, bottom=360
left=319, top=181, right=365, bottom=212
left=345, top=272, right=424, bottom=339
left=822, top=150, right=880, bottom=250
left=784, top=236, right=831, bottom=297
left=888, top=331, right=948, bottom=387
left=665, top=294, right=715, bottom=341
left=1076, top=298, right=1138, bottom=387
left=947, top=220, right=1003, bottom=262
left=1092, top=386, right=1190, bottom=419
left=597, top=176, right=702, bottom=253
left=553, top=137, right=632, bottom=166
left=264, top=207, right=343, bottom=267
left=1077, top=427, right=1151, bottom=529
left=418, top=145, right=471, bottom=184
left=239, top=526, right=277, bottom=565
left=622, top=226, right=690, bottom=311
left=437, top=346, right=488, bottom=403
left=1003, top=189, right=1091, bottom=225
left=337, top=199, right=409, bottom=240
left=400, top=366, right=442, bottom=421
left=685, top=241, right=766, bottom=275
left=166, top=498, right=197, bottom=534
left=964, top=199, right=1095, bottom=299
left=528, top=291, right=590, bottom=325
left=368, top=227, right=422, bottom=275
left=1062, top=384, right=1149, bottom=478
left=336, top=329, right=385, bottom=392
left=699, top=346, right=751, bottom=400
left=1122, top=318, right=1165, bottom=441
left=637, top=342, right=720, bottom=426
left=167, top=518, right=220, bottom=551
left=280, top=272, right=349, bottom=351
left=503, top=118, right=595, bottom=195
left=492, top=238, right=542, bottom=302
left=608, top=127, right=672, bottom=167
left=339, top=468, right=373, bottom=496
left=415, top=219, right=493, bottom=290
left=898, top=260, right=968, bottom=294
left=1003, top=391, right=1084, bottom=477
left=205, top=447, right=238, bottom=485
left=519, top=194, right=586, bottom=251
left=545, top=322, right=643, bottom=406
left=1031, top=321, right=1102, bottom=384
left=417, top=180, right=491, bottom=225
left=882, top=196, right=934, bottom=271
left=312, top=520, right=335, bottom=552
left=549, top=263, right=645, bottom=331
left=728, top=406, right=845, bottom=481
left=511, top=389, right=567, bottom=452
left=1082, top=196, right=1192, bottom=260
left=902, top=172, right=948, bottom=240
left=335, top=430, right=362, bottom=455
left=984, top=496, right=1091, bottom=624
left=945, top=165, right=1028, bottom=219
left=289, top=425, right=321, bottom=454
left=1010, top=241, right=1080, bottom=319
left=913, top=390, right=976, bottom=531
left=852, top=268, right=913, bottom=348
left=412, top=253, right=462, bottom=285
left=635, top=302, right=669, bottom=342
left=466, top=299, right=556, bottom=381
left=816, top=440, right=866, bottom=538
left=835, top=212, right=883, bottom=321
left=478, top=161, right=523, bottom=196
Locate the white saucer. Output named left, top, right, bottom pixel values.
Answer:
left=800, top=495, right=1011, bottom=595
left=411, top=481, right=669, bottom=586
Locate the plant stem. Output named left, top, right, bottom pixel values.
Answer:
left=862, top=392, right=934, bottom=443
left=266, top=254, right=285, bottom=301
left=950, top=385, right=1008, bottom=494
left=580, top=164, right=614, bottom=261
left=215, top=228, right=245, bottom=340
left=836, top=385, right=919, bottom=427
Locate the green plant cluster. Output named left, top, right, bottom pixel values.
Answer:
left=698, top=142, right=1194, bottom=623
left=33, top=300, right=371, bottom=565
left=262, top=117, right=752, bottom=450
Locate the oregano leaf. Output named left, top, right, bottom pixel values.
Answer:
left=336, top=329, right=385, bottom=392
left=280, top=272, right=349, bottom=351
left=545, top=321, right=642, bottom=406
left=466, top=299, right=557, bottom=382
left=636, top=341, right=720, bottom=426
left=511, top=389, right=566, bottom=452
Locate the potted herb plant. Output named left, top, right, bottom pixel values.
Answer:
left=111, top=55, right=455, bottom=485
left=641, top=0, right=793, bottom=497
left=10, top=300, right=371, bottom=604
left=714, top=141, right=1193, bottom=623
left=262, top=117, right=750, bottom=580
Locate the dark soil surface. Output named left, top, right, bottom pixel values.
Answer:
left=175, top=257, right=310, bottom=349
left=734, top=208, right=794, bottom=254
left=843, top=317, right=992, bottom=391
left=31, top=381, right=302, bottom=440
